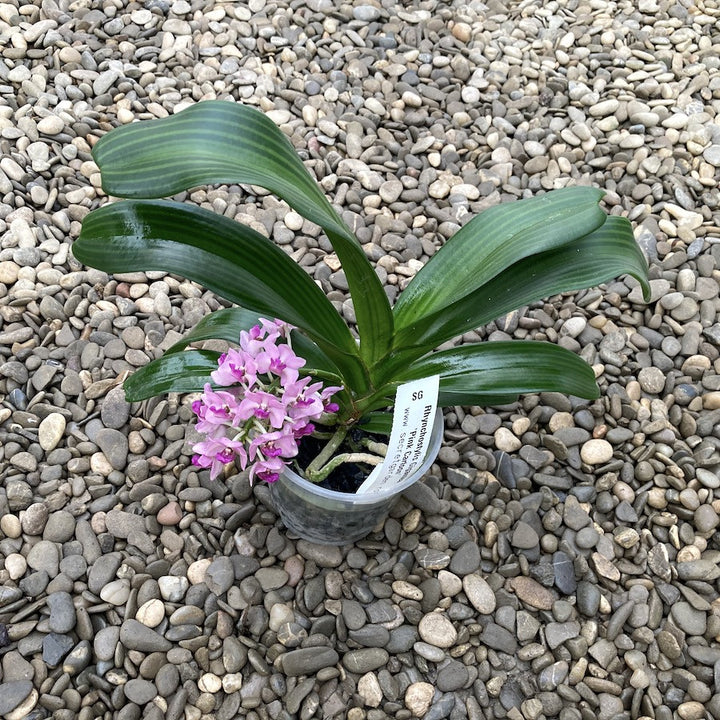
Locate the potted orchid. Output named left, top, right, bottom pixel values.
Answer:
left=73, top=100, right=649, bottom=543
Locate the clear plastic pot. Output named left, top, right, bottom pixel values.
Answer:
left=269, top=409, right=444, bottom=544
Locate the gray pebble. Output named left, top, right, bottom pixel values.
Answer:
left=47, top=592, right=76, bottom=633
left=576, top=581, right=601, bottom=617
left=120, top=620, right=172, bottom=653
left=671, top=602, right=707, bottom=636
left=88, top=552, right=123, bottom=594
left=44, top=511, right=76, bottom=543
left=96, top=428, right=129, bottom=470
left=124, top=678, right=157, bottom=704
left=342, top=648, right=389, bottom=674
left=43, top=633, right=75, bottom=666
left=436, top=660, right=469, bottom=692
left=101, top=386, right=131, bottom=429
left=205, top=556, right=235, bottom=596
left=281, top=648, right=339, bottom=676
left=480, top=623, right=517, bottom=654
left=0, top=681, right=34, bottom=715
left=26, top=541, right=60, bottom=577
left=448, top=540, right=481, bottom=576
left=94, top=626, right=121, bottom=662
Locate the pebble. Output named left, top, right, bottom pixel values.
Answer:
left=694, top=504, right=719, bottom=533
left=158, top=576, right=188, bottom=602
left=205, top=556, right=235, bottom=595
left=37, top=115, right=65, bottom=135
left=26, top=540, right=59, bottom=576
left=509, top=576, right=555, bottom=611
left=480, top=623, right=518, bottom=654
left=437, top=660, right=469, bottom=691
left=405, top=682, right=436, bottom=718
left=47, top=592, right=76, bottom=633
left=124, top=678, right=158, bottom=704
left=43, top=633, right=75, bottom=666
left=448, top=540, right=481, bottom=575
left=418, top=613, right=457, bottom=648
left=0, top=681, right=34, bottom=716
left=38, top=412, right=66, bottom=452
left=157, top=501, right=182, bottom=525
left=463, top=574, right=496, bottom=614
left=100, top=579, right=130, bottom=605
left=357, top=672, right=383, bottom=707
left=511, top=521, right=540, bottom=549
left=119, top=620, right=172, bottom=652
left=671, top=602, right=707, bottom=635
left=342, top=648, right=389, bottom=673
left=4, top=554, right=26, bottom=580
left=281, top=648, right=339, bottom=676
left=94, top=627, right=121, bottom=661
left=44, top=511, right=76, bottom=543
left=136, top=599, right=165, bottom=627
left=580, top=439, right=614, bottom=465
left=22, top=503, right=49, bottom=535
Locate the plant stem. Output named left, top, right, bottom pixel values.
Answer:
left=304, top=425, right=349, bottom=479
left=303, top=426, right=390, bottom=483
left=364, top=440, right=388, bottom=456
left=306, top=452, right=385, bottom=483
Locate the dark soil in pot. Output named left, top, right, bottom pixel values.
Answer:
left=293, top=428, right=383, bottom=494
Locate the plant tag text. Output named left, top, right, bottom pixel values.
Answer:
left=356, top=375, right=440, bottom=495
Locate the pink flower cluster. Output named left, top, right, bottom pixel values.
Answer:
left=191, top=319, right=341, bottom=483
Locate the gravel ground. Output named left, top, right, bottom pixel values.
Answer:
left=1, top=0, right=720, bottom=719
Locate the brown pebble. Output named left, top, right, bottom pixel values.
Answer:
left=451, top=22, right=472, bottom=42
left=507, top=576, right=555, bottom=610
left=157, top=501, right=182, bottom=525
left=116, top=282, right=132, bottom=298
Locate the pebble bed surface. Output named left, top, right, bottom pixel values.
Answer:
left=1, top=0, right=720, bottom=719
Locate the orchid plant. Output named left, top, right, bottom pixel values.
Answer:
left=73, top=101, right=650, bottom=485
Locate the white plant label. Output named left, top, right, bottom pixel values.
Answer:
left=356, top=375, right=440, bottom=495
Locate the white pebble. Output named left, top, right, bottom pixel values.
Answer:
left=39, top=413, right=66, bottom=452
left=187, top=558, right=211, bottom=585
left=198, top=673, right=222, bottom=693
left=4, top=553, right=27, bottom=580
left=100, top=579, right=131, bottom=606
left=135, top=599, right=165, bottom=627
left=580, top=439, right=614, bottom=465
left=494, top=427, right=522, bottom=453
left=158, top=575, right=189, bottom=602
left=222, top=673, right=243, bottom=693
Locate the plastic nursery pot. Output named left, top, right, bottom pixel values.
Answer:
left=269, top=409, right=444, bottom=544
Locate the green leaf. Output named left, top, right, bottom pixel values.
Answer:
left=391, top=215, right=650, bottom=355
left=74, top=200, right=367, bottom=389
left=94, top=101, right=345, bottom=235
left=92, top=100, right=393, bottom=366
left=124, top=350, right=221, bottom=401
left=358, top=412, right=394, bottom=435
left=394, top=187, right=607, bottom=329
left=164, top=307, right=262, bottom=354
left=396, top=342, right=600, bottom=403
left=435, top=392, right=521, bottom=407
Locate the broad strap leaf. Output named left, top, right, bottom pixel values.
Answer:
left=124, top=350, right=221, bottom=401
left=74, top=200, right=367, bottom=390
left=164, top=307, right=263, bottom=354
left=395, top=342, right=600, bottom=402
left=435, top=392, right=521, bottom=407
left=92, top=100, right=393, bottom=365
left=358, top=412, right=394, bottom=435
left=391, top=216, right=651, bottom=354
left=164, top=307, right=344, bottom=380
left=394, top=187, right=607, bottom=330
